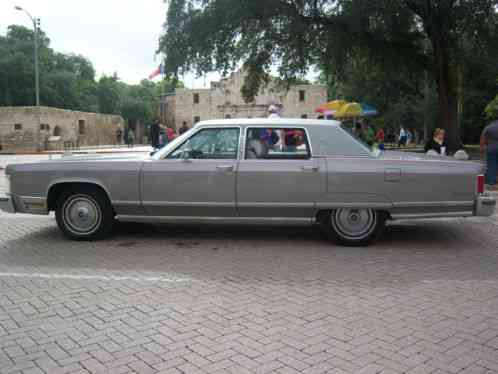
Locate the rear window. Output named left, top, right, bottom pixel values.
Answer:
left=340, top=123, right=381, bottom=157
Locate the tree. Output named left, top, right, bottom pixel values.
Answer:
left=0, top=25, right=100, bottom=111
left=159, top=0, right=498, bottom=149
left=0, top=24, right=184, bottom=129
left=486, top=79, right=498, bottom=120
left=96, top=74, right=121, bottom=114
left=0, top=25, right=50, bottom=106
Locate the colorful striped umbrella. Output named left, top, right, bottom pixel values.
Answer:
left=360, top=103, right=378, bottom=116
left=315, top=100, right=348, bottom=115
left=334, top=102, right=362, bottom=118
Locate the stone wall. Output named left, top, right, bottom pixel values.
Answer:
left=160, top=70, right=327, bottom=129
left=0, top=106, right=125, bottom=152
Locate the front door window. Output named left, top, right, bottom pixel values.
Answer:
left=168, top=128, right=240, bottom=160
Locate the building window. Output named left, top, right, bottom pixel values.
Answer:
left=225, top=114, right=232, bottom=119
left=40, top=124, right=50, bottom=131
left=301, top=114, right=308, bottom=119
left=53, top=126, right=62, bottom=136
left=193, top=93, right=200, bottom=104
left=14, top=124, right=22, bottom=130
left=194, top=116, right=201, bottom=124
left=78, top=120, right=86, bottom=135
left=299, top=90, right=306, bottom=102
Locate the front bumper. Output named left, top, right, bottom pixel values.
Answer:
left=475, top=193, right=496, bottom=217
left=0, top=193, right=16, bottom=214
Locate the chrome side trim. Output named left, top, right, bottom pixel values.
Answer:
left=141, top=201, right=235, bottom=207
left=391, top=211, right=474, bottom=220
left=317, top=202, right=393, bottom=209
left=116, top=215, right=315, bottom=226
left=237, top=202, right=314, bottom=208
left=112, top=200, right=142, bottom=206
left=393, top=201, right=474, bottom=208
left=316, top=155, right=371, bottom=159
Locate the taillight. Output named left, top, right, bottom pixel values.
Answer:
left=477, top=175, right=485, bottom=194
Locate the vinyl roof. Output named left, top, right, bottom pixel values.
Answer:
left=197, top=118, right=342, bottom=127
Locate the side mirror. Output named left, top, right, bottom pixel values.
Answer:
left=182, top=149, right=192, bottom=160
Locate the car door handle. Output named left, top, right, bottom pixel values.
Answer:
left=302, top=166, right=320, bottom=172
left=216, top=165, right=234, bottom=172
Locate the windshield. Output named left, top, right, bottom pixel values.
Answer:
left=151, top=127, right=196, bottom=159
left=340, top=123, right=382, bottom=158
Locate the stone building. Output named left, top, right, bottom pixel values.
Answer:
left=159, top=70, right=327, bottom=129
left=0, top=106, right=125, bottom=153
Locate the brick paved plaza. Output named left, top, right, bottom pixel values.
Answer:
left=1, top=155, right=498, bottom=374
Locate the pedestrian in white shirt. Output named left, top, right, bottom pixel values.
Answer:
left=268, top=105, right=281, bottom=118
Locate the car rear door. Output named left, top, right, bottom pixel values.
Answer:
left=236, top=126, right=324, bottom=219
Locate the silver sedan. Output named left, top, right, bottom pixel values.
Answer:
left=1, top=119, right=495, bottom=246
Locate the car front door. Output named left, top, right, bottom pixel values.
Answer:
left=141, top=127, right=240, bottom=217
left=237, top=126, right=324, bottom=219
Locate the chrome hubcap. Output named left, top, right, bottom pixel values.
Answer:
left=63, top=196, right=101, bottom=235
left=333, top=208, right=376, bottom=239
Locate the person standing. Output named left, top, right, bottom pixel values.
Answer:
left=375, top=128, right=385, bottom=150
left=425, top=128, right=447, bottom=155
left=166, top=126, right=177, bottom=142
left=150, top=119, right=160, bottom=149
left=126, top=129, right=135, bottom=148
left=480, top=119, right=498, bottom=189
left=116, top=128, right=123, bottom=145
left=268, top=105, right=280, bottom=118
left=398, top=127, right=407, bottom=147
left=362, top=121, right=375, bottom=146
left=406, top=129, right=413, bottom=146
left=179, top=121, right=190, bottom=135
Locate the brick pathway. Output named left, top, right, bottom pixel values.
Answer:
left=0, top=155, right=497, bottom=374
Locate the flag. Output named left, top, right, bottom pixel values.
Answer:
left=148, top=64, right=164, bottom=80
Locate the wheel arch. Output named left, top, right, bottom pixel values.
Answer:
left=46, top=179, right=112, bottom=212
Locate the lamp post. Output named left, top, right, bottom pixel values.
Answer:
left=15, top=6, right=40, bottom=106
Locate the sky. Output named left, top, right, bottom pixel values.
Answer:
left=0, top=0, right=220, bottom=88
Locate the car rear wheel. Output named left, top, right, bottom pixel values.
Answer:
left=320, top=208, right=386, bottom=246
left=55, top=186, right=114, bottom=241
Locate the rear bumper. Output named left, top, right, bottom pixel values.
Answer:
left=0, top=193, right=16, bottom=214
left=475, top=193, right=496, bottom=217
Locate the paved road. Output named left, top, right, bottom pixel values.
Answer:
left=1, top=155, right=498, bottom=374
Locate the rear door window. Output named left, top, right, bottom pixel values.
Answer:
left=245, top=127, right=311, bottom=160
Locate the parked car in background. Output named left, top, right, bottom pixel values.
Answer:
left=1, top=119, right=495, bottom=246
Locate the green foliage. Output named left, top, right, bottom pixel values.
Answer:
left=159, top=0, right=498, bottom=146
left=0, top=25, right=183, bottom=125
left=96, top=74, right=121, bottom=114
left=486, top=91, right=498, bottom=120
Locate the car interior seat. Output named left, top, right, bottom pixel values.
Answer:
left=246, top=139, right=269, bottom=159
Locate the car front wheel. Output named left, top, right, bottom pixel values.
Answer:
left=320, top=208, right=386, bottom=246
left=55, top=186, right=114, bottom=241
